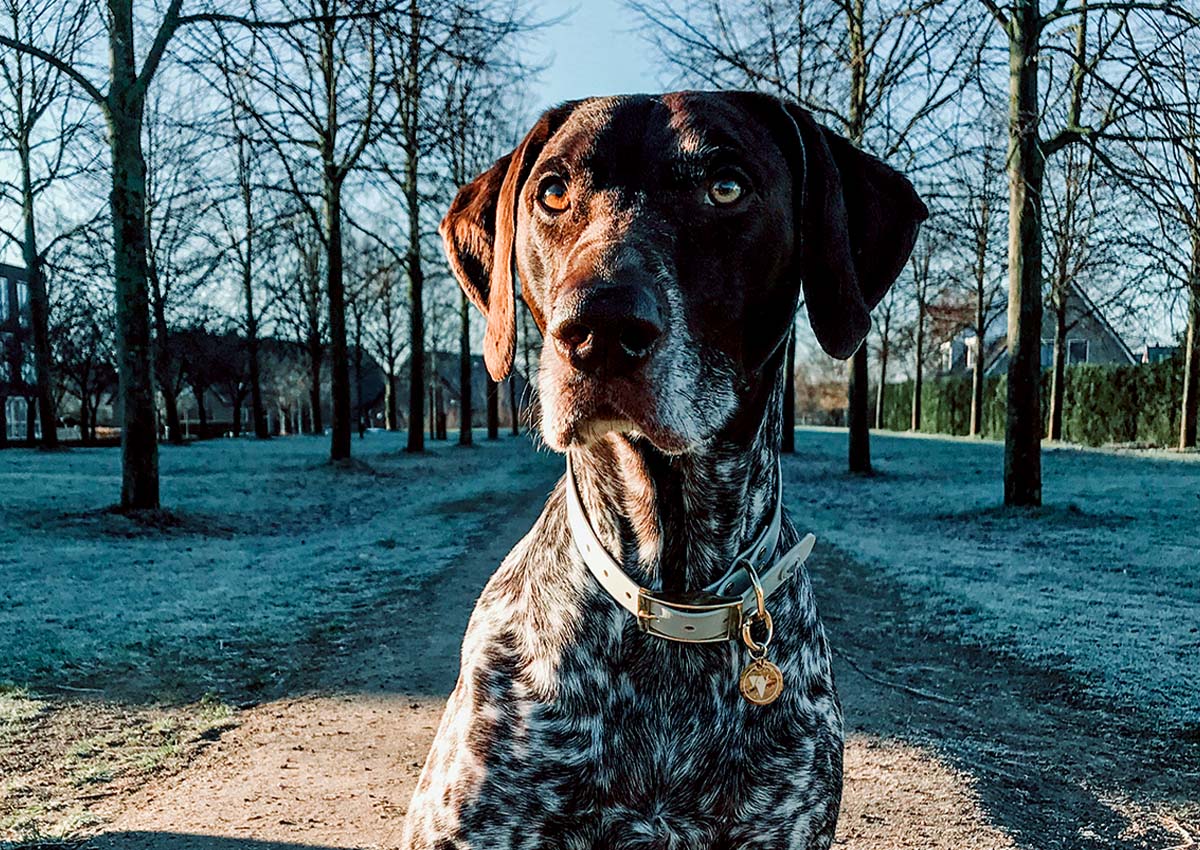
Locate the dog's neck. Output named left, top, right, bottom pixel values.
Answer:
left=568, top=358, right=786, bottom=592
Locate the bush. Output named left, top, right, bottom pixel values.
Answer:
left=875, top=357, right=1182, bottom=448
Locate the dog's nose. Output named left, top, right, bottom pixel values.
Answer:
left=549, top=281, right=664, bottom=377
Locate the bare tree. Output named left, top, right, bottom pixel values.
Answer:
left=979, top=0, right=1198, bottom=504
left=0, top=0, right=98, bottom=448
left=236, top=0, right=393, bottom=462
left=0, top=0, right=348, bottom=506
left=1114, top=20, right=1200, bottom=448
left=1041, top=145, right=1131, bottom=441
left=204, top=25, right=277, bottom=440
left=908, top=235, right=934, bottom=431
left=872, top=288, right=900, bottom=429
left=142, top=95, right=221, bottom=444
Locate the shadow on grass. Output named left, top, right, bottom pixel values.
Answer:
left=814, top=543, right=1199, bottom=850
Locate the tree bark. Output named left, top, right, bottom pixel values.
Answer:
left=459, top=290, right=472, bottom=445
left=147, top=259, right=182, bottom=444
left=971, top=286, right=986, bottom=437
left=848, top=345, right=871, bottom=473
left=17, top=131, right=58, bottom=448
left=911, top=302, right=924, bottom=431
left=1047, top=292, right=1067, bottom=441
left=241, top=163, right=268, bottom=440
left=844, top=0, right=871, bottom=474
left=307, top=335, right=323, bottom=435
left=875, top=337, right=888, bottom=430
left=1004, top=0, right=1045, bottom=506
left=1180, top=238, right=1200, bottom=449
left=509, top=376, right=518, bottom=435
left=782, top=327, right=795, bottom=452
left=384, top=369, right=397, bottom=430
left=106, top=63, right=159, bottom=508
left=486, top=376, right=498, bottom=439
left=404, top=0, right=425, bottom=453
left=325, top=173, right=351, bottom=460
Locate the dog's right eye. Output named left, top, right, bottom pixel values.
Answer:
left=537, top=177, right=570, bottom=213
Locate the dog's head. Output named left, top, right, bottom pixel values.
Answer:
left=441, top=91, right=927, bottom=454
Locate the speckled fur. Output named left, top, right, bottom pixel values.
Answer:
left=402, top=93, right=901, bottom=850
left=401, top=360, right=843, bottom=850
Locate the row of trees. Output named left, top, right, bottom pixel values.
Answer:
left=632, top=0, right=1200, bottom=506
left=0, top=0, right=537, bottom=509
left=4, top=1, right=1198, bottom=511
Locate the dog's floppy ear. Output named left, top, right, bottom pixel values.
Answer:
left=780, top=102, right=928, bottom=359
left=439, top=103, right=577, bottom=381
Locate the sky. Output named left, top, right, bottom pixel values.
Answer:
left=531, top=1, right=663, bottom=110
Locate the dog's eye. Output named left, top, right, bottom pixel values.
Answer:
left=707, top=174, right=745, bottom=206
left=537, top=177, right=570, bottom=213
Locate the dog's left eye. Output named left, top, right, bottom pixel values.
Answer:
left=538, top=177, right=570, bottom=213
left=706, top=173, right=745, bottom=206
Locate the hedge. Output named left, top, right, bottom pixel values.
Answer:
left=875, top=356, right=1183, bottom=447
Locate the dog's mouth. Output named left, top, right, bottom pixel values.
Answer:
left=542, top=371, right=692, bottom=455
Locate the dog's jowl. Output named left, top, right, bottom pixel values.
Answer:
left=403, top=91, right=927, bottom=850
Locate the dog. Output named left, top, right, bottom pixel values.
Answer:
left=402, top=91, right=926, bottom=849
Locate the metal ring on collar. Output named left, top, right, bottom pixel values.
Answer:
left=741, top=610, right=774, bottom=654
left=741, top=559, right=768, bottom=621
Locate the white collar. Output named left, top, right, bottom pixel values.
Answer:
left=564, top=454, right=816, bottom=644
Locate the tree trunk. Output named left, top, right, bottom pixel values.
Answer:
left=911, top=304, right=924, bottom=431
left=782, top=327, right=795, bottom=452
left=325, top=175, right=351, bottom=461
left=971, top=291, right=986, bottom=437
left=403, top=3, right=425, bottom=453
left=147, top=260, right=182, bottom=445
left=1047, top=295, right=1067, bottom=441
left=847, top=345, right=871, bottom=473
left=384, top=369, right=397, bottom=431
left=194, top=387, right=208, bottom=431
left=428, top=367, right=436, bottom=441
left=1004, top=0, right=1045, bottom=506
left=25, top=397, right=36, bottom=445
left=307, top=336, right=323, bottom=435
left=875, top=339, right=888, bottom=430
left=509, top=376, right=518, bottom=435
left=1180, top=243, right=1200, bottom=449
left=242, top=174, right=268, bottom=440
left=459, top=290, right=473, bottom=446
left=18, top=132, right=57, bottom=448
left=486, top=377, right=499, bottom=439
left=844, top=0, right=871, bottom=474
left=106, top=80, right=159, bottom=509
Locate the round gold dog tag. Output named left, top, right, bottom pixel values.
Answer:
left=739, top=657, right=784, bottom=706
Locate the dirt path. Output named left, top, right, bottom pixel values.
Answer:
left=82, top=495, right=1197, bottom=849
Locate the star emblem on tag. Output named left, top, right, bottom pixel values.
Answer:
left=739, top=657, right=784, bottom=705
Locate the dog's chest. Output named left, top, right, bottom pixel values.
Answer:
left=440, top=574, right=842, bottom=848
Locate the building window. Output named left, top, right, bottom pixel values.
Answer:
left=15, top=281, right=28, bottom=313
left=6, top=397, right=27, bottom=441
left=965, top=335, right=978, bottom=369
left=1040, top=340, right=1054, bottom=368
left=0, top=281, right=8, bottom=322
left=21, top=357, right=36, bottom=384
left=1067, top=339, right=1089, bottom=365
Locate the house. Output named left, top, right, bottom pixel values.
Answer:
left=1138, top=344, right=1178, bottom=364
left=938, top=282, right=1136, bottom=377
left=0, top=263, right=39, bottom=444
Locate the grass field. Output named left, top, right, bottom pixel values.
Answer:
left=1, top=429, right=1196, bottom=847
